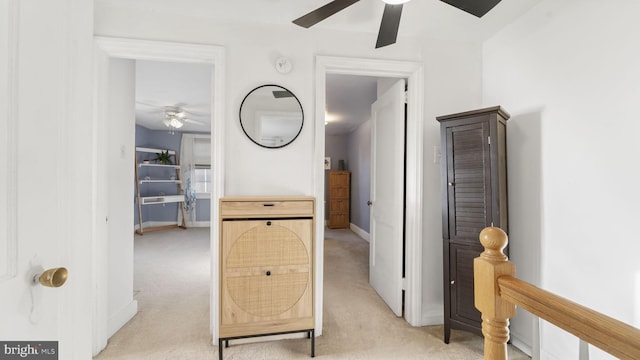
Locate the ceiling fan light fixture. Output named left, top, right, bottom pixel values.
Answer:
left=163, top=116, right=184, bottom=129
left=169, top=117, right=184, bottom=129
left=381, top=0, right=410, bottom=4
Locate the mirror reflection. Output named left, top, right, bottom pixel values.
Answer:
left=239, top=85, right=304, bottom=148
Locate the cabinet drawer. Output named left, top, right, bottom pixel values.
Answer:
left=329, top=187, right=349, bottom=199
left=330, top=199, right=349, bottom=212
left=220, top=200, right=314, bottom=217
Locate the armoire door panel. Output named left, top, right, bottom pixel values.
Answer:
left=449, top=244, right=482, bottom=326
left=446, top=121, right=492, bottom=245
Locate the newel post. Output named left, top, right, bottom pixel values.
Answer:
left=474, top=227, right=516, bottom=360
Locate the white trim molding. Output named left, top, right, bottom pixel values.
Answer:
left=0, top=0, right=18, bottom=283
left=94, top=37, right=225, bottom=350
left=349, top=223, right=370, bottom=242
left=107, top=300, right=138, bottom=339
left=315, top=56, right=424, bottom=330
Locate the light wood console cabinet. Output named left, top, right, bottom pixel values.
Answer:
left=219, top=196, right=315, bottom=359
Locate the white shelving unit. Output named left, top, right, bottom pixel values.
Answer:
left=135, top=147, right=187, bottom=234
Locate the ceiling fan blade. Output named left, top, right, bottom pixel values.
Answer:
left=136, top=100, right=165, bottom=109
left=439, top=0, right=502, bottom=18
left=183, top=118, right=205, bottom=126
left=293, top=0, right=360, bottom=28
left=376, top=4, right=403, bottom=49
left=273, top=90, right=294, bottom=98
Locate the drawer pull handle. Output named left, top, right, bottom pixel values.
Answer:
left=263, top=203, right=275, bottom=207
left=266, top=271, right=271, bottom=276
left=266, top=221, right=272, bottom=226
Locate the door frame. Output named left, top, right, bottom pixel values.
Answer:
left=93, top=37, right=226, bottom=352
left=314, top=56, right=424, bottom=329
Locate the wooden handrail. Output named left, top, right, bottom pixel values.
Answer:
left=474, top=227, right=640, bottom=360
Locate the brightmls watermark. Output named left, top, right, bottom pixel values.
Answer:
left=0, top=342, right=57, bottom=359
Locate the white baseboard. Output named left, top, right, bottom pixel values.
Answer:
left=135, top=221, right=210, bottom=231
left=349, top=223, right=370, bottom=242
left=108, top=300, right=138, bottom=339
left=135, top=221, right=177, bottom=231
left=540, top=349, right=562, bottom=360
left=511, top=335, right=533, bottom=357
left=421, top=308, right=444, bottom=326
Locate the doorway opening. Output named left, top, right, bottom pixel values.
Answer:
left=106, top=59, right=213, bottom=355
left=324, top=74, right=408, bottom=318
left=314, top=56, right=424, bottom=335
left=93, top=37, right=225, bottom=355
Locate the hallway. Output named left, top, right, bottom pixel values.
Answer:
left=94, top=227, right=529, bottom=359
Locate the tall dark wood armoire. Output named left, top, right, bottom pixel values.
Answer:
left=436, top=106, right=509, bottom=343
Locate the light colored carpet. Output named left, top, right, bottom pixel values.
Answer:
left=94, top=227, right=530, bottom=360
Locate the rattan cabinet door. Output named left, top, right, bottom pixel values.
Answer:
left=221, top=219, right=314, bottom=337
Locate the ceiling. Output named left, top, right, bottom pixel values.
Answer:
left=325, top=74, right=378, bottom=136
left=98, top=0, right=541, bottom=43
left=129, top=0, right=542, bottom=134
left=135, top=60, right=212, bottom=133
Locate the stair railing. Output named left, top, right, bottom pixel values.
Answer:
left=474, top=227, right=640, bottom=360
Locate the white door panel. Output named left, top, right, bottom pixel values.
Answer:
left=0, top=1, right=94, bottom=358
left=369, top=79, right=405, bottom=317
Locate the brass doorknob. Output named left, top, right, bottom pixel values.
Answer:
left=33, top=267, right=68, bottom=288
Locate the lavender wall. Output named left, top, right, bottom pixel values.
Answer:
left=324, top=134, right=349, bottom=221
left=134, top=124, right=211, bottom=225
left=324, top=123, right=373, bottom=231
left=347, top=120, right=371, bottom=232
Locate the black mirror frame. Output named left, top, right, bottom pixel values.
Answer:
left=239, top=84, right=304, bottom=149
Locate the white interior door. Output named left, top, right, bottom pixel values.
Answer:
left=369, top=79, right=405, bottom=317
left=0, top=0, right=94, bottom=358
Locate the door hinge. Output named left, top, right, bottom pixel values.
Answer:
left=488, top=136, right=491, bottom=145
left=491, top=221, right=494, bottom=227
left=404, top=91, right=408, bottom=104
left=402, top=277, right=407, bottom=291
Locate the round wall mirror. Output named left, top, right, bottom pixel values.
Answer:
left=239, top=84, right=304, bottom=148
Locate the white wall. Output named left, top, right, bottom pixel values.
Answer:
left=420, top=38, right=484, bottom=324
left=483, top=1, right=640, bottom=358
left=105, top=58, right=137, bottom=338
left=94, top=5, right=484, bottom=331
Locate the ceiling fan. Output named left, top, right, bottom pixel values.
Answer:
left=162, top=106, right=205, bottom=133
left=292, top=0, right=503, bottom=48
left=136, top=101, right=207, bottom=133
